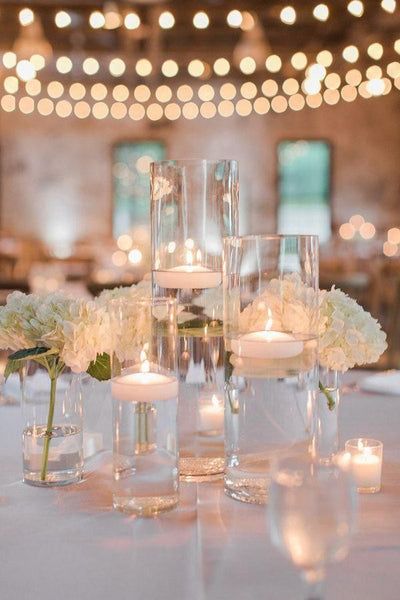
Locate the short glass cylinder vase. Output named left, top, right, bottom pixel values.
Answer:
left=21, top=362, right=83, bottom=487
left=151, top=159, right=239, bottom=481
left=314, top=368, right=340, bottom=464
left=110, top=297, right=179, bottom=516
left=223, top=235, right=319, bottom=504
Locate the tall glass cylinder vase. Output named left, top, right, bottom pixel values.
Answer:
left=314, top=367, right=340, bottom=464
left=151, top=159, right=238, bottom=481
left=21, top=363, right=83, bottom=487
left=110, top=297, right=179, bottom=516
left=223, top=235, right=319, bottom=504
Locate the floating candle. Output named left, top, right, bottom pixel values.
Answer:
left=112, top=371, right=179, bottom=403
left=231, top=330, right=304, bottom=360
left=199, top=395, right=224, bottom=433
left=154, top=266, right=222, bottom=289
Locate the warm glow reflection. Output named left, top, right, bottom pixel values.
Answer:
left=306, top=93, right=323, bottom=108
left=359, top=222, right=376, bottom=239
left=69, top=82, right=86, bottom=100
left=383, top=241, right=398, bottom=257
left=339, top=223, right=356, bottom=240
left=112, top=250, right=127, bottom=267
left=240, top=82, right=257, bottom=99
left=349, top=214, right=365, bottom=229
left=341, top=85, right=357, bottom=102
left=387, top=62, right=400, bottom=78
left=220, top=83, right=237, bottom=100
left=262, top=79, right=279, bottom=97
left=388, top=228, right=400, bottom=244
left=177, top=84, right=193, bottom=101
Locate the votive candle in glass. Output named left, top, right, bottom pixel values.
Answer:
left=345, top=438, right=383, bottom=494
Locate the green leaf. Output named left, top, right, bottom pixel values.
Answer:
left=8, top=347, right=58, bottom=361
left=319, top=381, right=336, bottom=411
left=87, top=353, right=112, bottom=381
left=4, top=358, right=22, bottom=381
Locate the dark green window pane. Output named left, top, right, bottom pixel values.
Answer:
left=113, top=141, right=166, bottom=238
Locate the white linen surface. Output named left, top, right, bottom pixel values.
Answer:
left=359, top=370, right=400, bottom=396
left=0, top=371, right=399, bottom=600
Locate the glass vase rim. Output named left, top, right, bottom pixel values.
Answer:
left=150, top=158, right=238, bottom=167
left=224, top=233, right=319, bottom=243
left=108, top=296, right=177, bottom=307
left=345, top=438, right=383, bottom=449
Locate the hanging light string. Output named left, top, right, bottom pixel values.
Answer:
left=12, top=2, right=399, bottom=32
left=1, top=60, right=399, bottom=121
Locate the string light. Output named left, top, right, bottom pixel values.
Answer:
left=56, top=56, right=73, bottom=74
left=200, top=101, right=216, bottom=118
left=213, top=58, right=230, bottom=76
left=193, top=11, right=209, bottom=29
left=308, top=63, right=326, bottom=80
left=177, top=85, right=193, bottom=102
left=155, top=85, right=172, bottom=103
left=134, top=85, right=151, bottom=102
left=241, top=12, right=255, bottom=31
left=198, top=84, right=215, bottom=101
left=159, top=11, right=175, bottom=29
left=4, top=76, right=19, bottom=94
left=74, top=101, right=91, bottom=119
left=19, top=96, right=34, bottom=114
left=339, top=223, right=355, bottom=239
left=2, top=52, right=17, bottom=69
left=266, top=55, right=282, bottom=72
left=124, top=13, right=140, bottom=30
left=69, top=83, right=86, bottom=100
left=325, top=73, right=341, bottom=89
left=56, top=100, right=72, bottom=118
left=383, top=241, right=398, bottom=257
left=342, top=45, right=359, bottom=63
left=111, top=102, right=127, bottom=119
left=91, top=83, right=107, bottom=101
left=387, top=62, right=400, bottom=77
left=1, top=95, right=16, bottom=112
left=368, top=43, right=384, bottom=60
left=313, top=4, right=330, bottom=21
left=291, top=52, right=308, bottom=70
left=271, top=95, right=288, bottom=112
left=30, top=55, right=45, bottom=71
left=129, top=103, right=145, bottom=120
left=161, top=60, right=179, bottom=77
left=289, top=93, right=305, bottom=110
left=381, top=0, right=396, bottom=13
left=341, top=85, right=357, bottom=101
left=324, top=89, right=340, bottom=105
left=16, top=60, right=36, bottom=82
left=388, top=228, right=400, bottom=244
left=55, top=11, right=71, bottom=28
left=227, top=10, right=243, bottom=28
left=47, top=81, right=64, bottom=99
left=359, top=222, right=376, bottom=239
left=136, top=59, right=152, bottom=77
left=240, top=82, right=257, bottom=99
left=182, top=102, right=199, bottom=119
left=262, top=79, right=279, bottom=97
left=280, top=6, right=297, bottom=25
left=282, top=78, right=299, bottom=95
left=89, top=11, right=105, bottom=29
left=220, top=83, right=237, bottom=100
left=347, top=1, right=364, bottom=17
left=92, top=102, right=109, bottom=119
left=113, top=84, right=129, bottom=102
left=188, top=59, right=205, bottom=77
left=235, top=99, right=252, bottom=116
left=19, top=8, right=34, bottom=26
left=366, top=78, right=385, bottom=95
left=366, top=65, right=382, bottom=79
left=240, top=57, right=256, bottom=75
left=25, top=79, right=41, bottom=96
left=164, top=103, right=181, bottom=120
left=83, top=58, right=99, bottom=75
left=345, top=69, right=362, bottom=85
left=317, top=50, right=333, bottom=67
left=253, top=97, right=270, bottom=114
left=109, top=58, right=126, bottom=77
left=303, top=79, right=321, bottom=94
left=218, top=100, right=235, bottom=117
left=37, top=98, right=54, bottom=116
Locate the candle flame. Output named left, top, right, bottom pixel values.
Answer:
left=186, top=250, right=193, bottom=265
left=211, top=393, right=220, bottom=407
left=357, top=439, right=364, bottom=452
left=265, top=308, right=273, bottom=331
left=140, top=359, right=150, bottom=373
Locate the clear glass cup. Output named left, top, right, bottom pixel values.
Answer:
left=151, top=159, right=239, bottom=481
left=110, top=297, right=179, bottom=516
left=223, top=234, right=319, bottom=503
left=21, top=362, right=83, bottom=487
left=269, top=454, right=357, bottom=599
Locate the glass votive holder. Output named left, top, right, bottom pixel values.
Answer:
left=110, top=297, right=179, bottom=516
left=344, top=438, right=383, bottom=494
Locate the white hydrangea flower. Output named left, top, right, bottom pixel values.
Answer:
left=0, top=291, right=108, bottom=373
left=319, top=287, right=387, bottom=372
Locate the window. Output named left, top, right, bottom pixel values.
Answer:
left=277, top=140, right=331, bottom=243
left=112, top=140, right=166, bottom=238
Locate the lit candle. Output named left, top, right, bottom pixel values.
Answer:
left=345, top=438, right=383, bottom=493
left=112, top=370, right=179, bottom=403
left=154, top=265, right=222, bottom=289
left=199, top=394, right=224, bottom=433
left=231, top=331, right=304, bottom=359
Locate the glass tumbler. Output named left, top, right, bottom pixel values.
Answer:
left=223, top=234, right=319, bottom=503
left=110, top=297, right=179, bottom=516
left=151, top=159, right=238, bottom=481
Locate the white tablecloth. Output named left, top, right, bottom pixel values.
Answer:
left=1, top=372, right=400, bottom=600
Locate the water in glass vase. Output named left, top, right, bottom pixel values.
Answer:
left=113, top=396, right=179, bottom=516
left=23, top=424, right=83, bottom=486
left=224, top=335, right=318, bottom=504
left=154, top=276, right=225, bottom=481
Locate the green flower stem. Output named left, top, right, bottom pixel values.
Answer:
left=40, top=372, right=57, bottom=482
left=319, top=380, right=336, bottom=411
